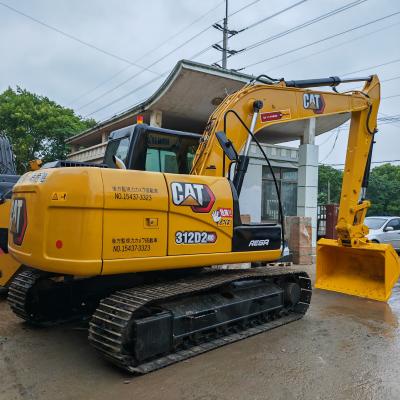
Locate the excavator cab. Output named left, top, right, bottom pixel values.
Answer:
left=103, top=124, right=201, bottom=174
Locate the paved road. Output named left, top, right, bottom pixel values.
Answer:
left=1, top=265, right=400, bottom=400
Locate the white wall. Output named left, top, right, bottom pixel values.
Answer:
left=297, top=144, right=319, bottom=247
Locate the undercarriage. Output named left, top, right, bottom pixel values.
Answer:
left=8, top=266, right=311, bottom=374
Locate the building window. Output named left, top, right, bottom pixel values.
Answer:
left=261, top=166, right=298, bottom=222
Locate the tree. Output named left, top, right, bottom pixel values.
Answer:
left=367, top=164, right=400, bottom=216
left=0, top=87, right=96, bottom=173
left=318, top=165, right=343, bottom=204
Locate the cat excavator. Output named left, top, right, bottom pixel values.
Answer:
left=7, top=73, right=398, bottom=374
left=0, top=134, right=43, bottom=294
left=0, top=134, right=20, bottom=294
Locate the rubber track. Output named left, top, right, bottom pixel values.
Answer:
left=89, top=266, right=311, bottom=374
left=7, top=269, right=42, bottom=321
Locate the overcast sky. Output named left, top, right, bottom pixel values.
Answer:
left=0, top=0, right=399, bottom=166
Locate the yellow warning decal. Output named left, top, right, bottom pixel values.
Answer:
left=51, top=192, right=67, bottom=201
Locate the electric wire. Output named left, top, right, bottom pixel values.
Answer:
left=342, top=58, right=400, bottom=76
left=77, top=0, right=260, bottom=113
left=68, top=0, right=225, bottom=105
left=323, top=159, right=400, bottom=166
left=0, top=1, right=160, bottom=75
left=382, top=93, right=400, bottom=100
left=243, top=0, right=308, bottom=32
left=231, top=0, right=367, bottom=60
left=239, top=11, right=400, bottom=70
left=319, top=129, right=340, bottom=162
left=265, top=21, right=400, bottom=73
left=211, top=0, right=309, bottom=65
left=76, top=24, right=213, bottom=111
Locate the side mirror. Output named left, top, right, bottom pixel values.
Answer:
left=215, top=131, right=238, bottom=161
left=385, top=226, right=394, bottom=232
left=113, top=155, right=127, bottom=170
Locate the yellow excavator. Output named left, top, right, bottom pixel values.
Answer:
left=0, top=134, right=21, bottom=294
left=7, top=74, right=399, bottom=373
left=0, top=133, right=42, bottom=294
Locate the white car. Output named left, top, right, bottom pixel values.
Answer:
left=365, top=216, right=400, bottom=251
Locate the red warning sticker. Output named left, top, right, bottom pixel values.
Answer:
left=260, top=109, right=291, bottom=123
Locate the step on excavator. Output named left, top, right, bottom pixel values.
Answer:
left=7, top=74, right=399, bottom=374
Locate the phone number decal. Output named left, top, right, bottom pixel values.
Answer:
left=175, top=231, right=217, bottom=244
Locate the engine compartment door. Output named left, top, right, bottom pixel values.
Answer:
left=164, top=174, right=233, bottom=256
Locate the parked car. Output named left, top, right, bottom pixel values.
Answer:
left=365, top=216, right=400, bottom=251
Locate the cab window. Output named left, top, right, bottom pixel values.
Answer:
left=114, top=137, right=130, bottom=164
left=145, top=132, right=198, bottom=174
left=103, top=136, right=131, bottom=167
left=145, top=149, right=179, bottom=173
left=386, top=219, right=400, bottom=231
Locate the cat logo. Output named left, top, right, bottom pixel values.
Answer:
left=303, top=93, right=325, bottom=114
left=171, top=182, right=215, bottom=213
left=10, top=198, right=27, bottom=245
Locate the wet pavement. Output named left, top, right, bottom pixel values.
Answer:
left=1, top=264, right=400, bottom=400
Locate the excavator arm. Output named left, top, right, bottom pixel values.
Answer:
left=320, top=75, right=379, bottom=246
left=192, top=74, right=399, bottom=302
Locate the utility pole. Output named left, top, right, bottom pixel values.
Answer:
left=212, top=0, right=242, bottom=69
left=222, top=0, right=228, bottom=69
left=327, top=181, right=331, bottom=204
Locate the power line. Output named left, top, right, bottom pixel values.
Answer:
left=233, top=0, right=367, bottom=59
left=342, top=57, right=400, bottom=76
left=382, top=93, right=400, bottom=100
left=243, top=0, right=308, bottom=32
left=80, top=0, right=261, bottom=117
left=76, top=24, right=213, bottom=111
left=68, top=0, right=225, bottom=105
left=318, top=113, right=400, bottom=158
left=382, top=74, right=400, bottom=83
left=265, top=21, right=400, bottom=74
left=228, top=0, right=261, bottom=18
left=239, top=11, right=400, bottom=70
left=83, top=38, right=226, bottom=118
left=320, top=129, right=340, bottom=162
left=212, top=0, right=308, bottom=65
left=0, top=1, right=160, bottom=75
left=323, top=159, right=400, bottom=166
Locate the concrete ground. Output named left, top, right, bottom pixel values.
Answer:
left=1, top=264, right=400, bottom=400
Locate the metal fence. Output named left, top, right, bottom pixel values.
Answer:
left=317, top=204, right=327, bottom=240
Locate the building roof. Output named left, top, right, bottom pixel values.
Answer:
left=67, top=60, right=255, bottom=147
left=67, top=59, right=350, bottom=148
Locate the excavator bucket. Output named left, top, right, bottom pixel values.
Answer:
left=316, top=238, right=400, bottom=302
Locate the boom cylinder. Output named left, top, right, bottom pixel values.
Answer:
left=285, top=76, right=372, bottom=88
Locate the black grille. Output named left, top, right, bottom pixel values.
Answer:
left=42, top=160, right=108, bottom=169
